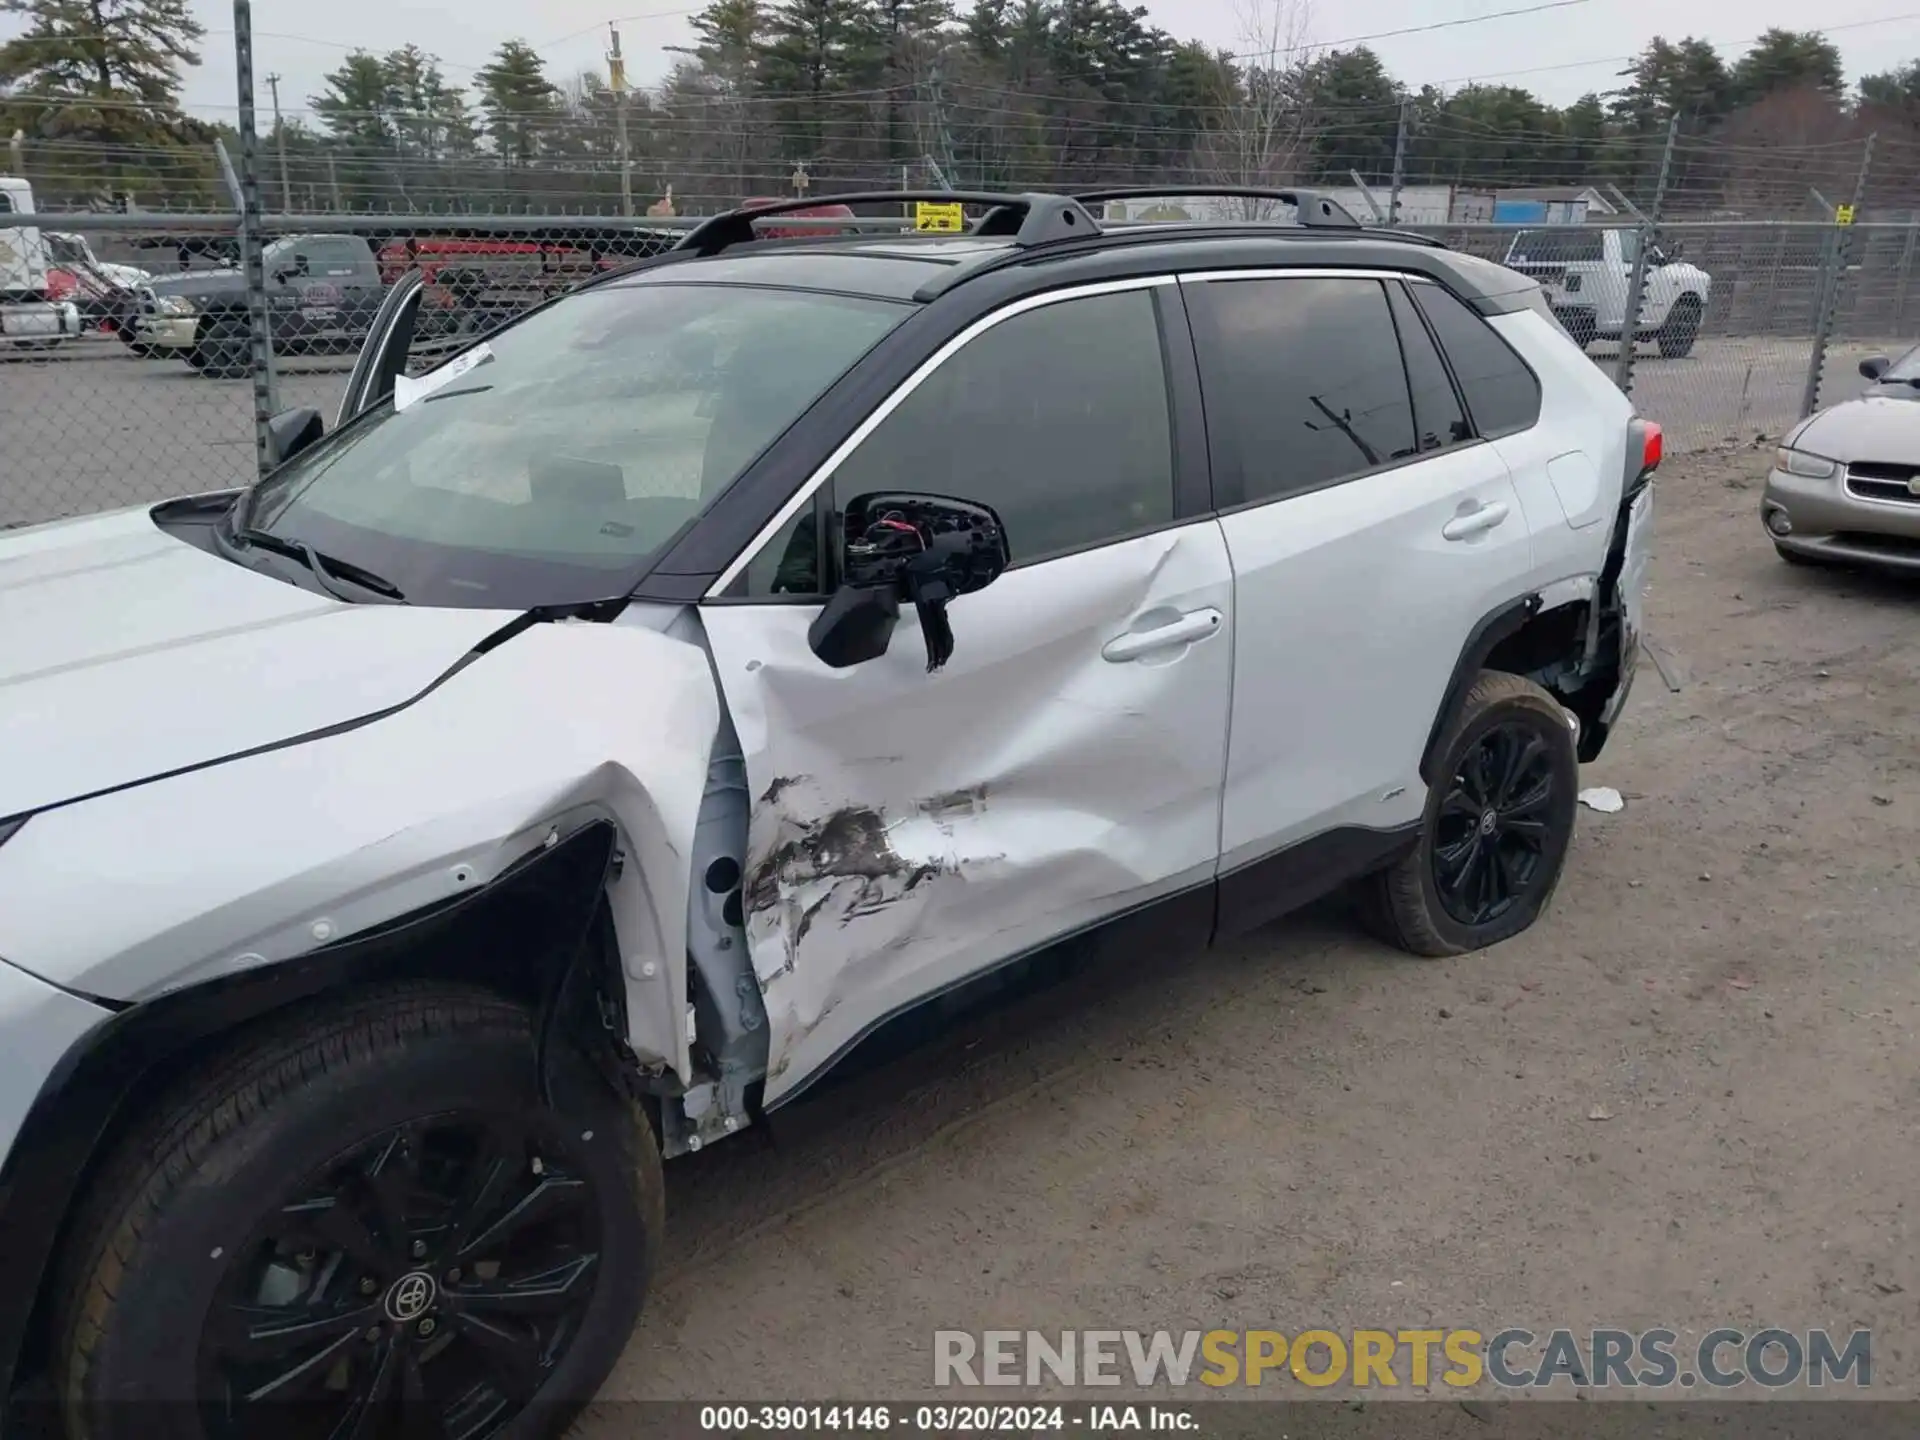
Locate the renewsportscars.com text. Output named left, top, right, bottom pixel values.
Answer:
left=933, top=1328, right=1872, bottom=1390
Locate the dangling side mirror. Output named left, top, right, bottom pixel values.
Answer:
left=806, top=493, right=1011, bottom=671
left=807, top=582, right=902, bottom=669
left=265, top=406, right=325, bottom=468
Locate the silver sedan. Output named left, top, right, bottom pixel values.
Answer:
left=1763, top=347, right=1920, bottom=573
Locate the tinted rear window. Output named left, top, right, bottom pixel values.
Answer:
left=1409, top=283, right=1542, bottom=439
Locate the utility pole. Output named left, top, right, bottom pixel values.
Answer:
left=265, top=72, right=291, bottom=213
left=1386, top=97, right=1412, bottom=226
left=608, top=24, right=633, bottom=217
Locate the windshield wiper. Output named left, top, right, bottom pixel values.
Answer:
left=231, top=524, right=407, bottom=602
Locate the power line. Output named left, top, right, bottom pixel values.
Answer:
left=1430, top=7, right=1920, bottom=90
left=1228, top=0, right=1594, bottom=65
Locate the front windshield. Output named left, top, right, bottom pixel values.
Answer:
left=1506, top=229, right=1603, bottom=265
left=245, top=281, right=909, bottom=608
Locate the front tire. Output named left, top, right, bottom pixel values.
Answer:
left=54, top=983, right=662, bottom=1440
left=1360, top=671, right=1580, bottom=957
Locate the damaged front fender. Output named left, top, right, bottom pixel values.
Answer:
left=0, top=613, right=721, bottom=1084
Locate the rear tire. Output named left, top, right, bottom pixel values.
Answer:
left=1359, top=671, right=1580, bottom=958
left=187, top=315, right=249, bottom=378
left=53, top=982, right=662, bottom=1440
left=1658, top=297, right=1701, bottom=359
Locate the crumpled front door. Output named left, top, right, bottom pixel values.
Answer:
left=700, top=519, right=1235, bottom=1104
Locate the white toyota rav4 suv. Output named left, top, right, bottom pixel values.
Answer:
left=0, top=188, right=1658, bottom=1438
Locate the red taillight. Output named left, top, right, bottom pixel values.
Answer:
left=1641, top=421, right=1663, bottom=477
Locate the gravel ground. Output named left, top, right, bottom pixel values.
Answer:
left=571, top=444, right=1920, bottom=1418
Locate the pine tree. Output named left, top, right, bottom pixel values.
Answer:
left=0, top=0, right=205, bottom=144
left=311, top=51, right=399, bottom=152
left=379, top=46, right=479, bottom=160
left=1730, top=29, right=1844, bottom=107
left=476, top=39, right=561, bottom=167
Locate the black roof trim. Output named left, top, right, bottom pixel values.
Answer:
left=674, top=190, right=1100, bottom=258
left=1073, top=185, right=1363, bottom=230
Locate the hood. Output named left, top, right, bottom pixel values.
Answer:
left=0, top=505, right=520, bottom=819
left=1792, top=394, right=1920, bottom=461
left=145, top=268, right=245, bottom=297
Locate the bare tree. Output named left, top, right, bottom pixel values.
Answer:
left=1201, top=0, right=1316, bottom=219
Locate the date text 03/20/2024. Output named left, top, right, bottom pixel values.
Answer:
left=698, top=1405, right=1197, bottom=1431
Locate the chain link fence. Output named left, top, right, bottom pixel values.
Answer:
left=4, top=205, right=1909, bottom=531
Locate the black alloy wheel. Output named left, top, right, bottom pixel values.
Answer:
left=197, top=1114, right=603, bottom=1440
left=1431, top=720, right=1558, bottom=928
left=54, top=985, right=662, bottom=1440
left=1357, top=671, right=1580, bottom=957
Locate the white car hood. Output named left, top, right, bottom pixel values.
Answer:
left=0, top=505, right=519, bottom=818
left=1793, top=394, right=1920, bottom=461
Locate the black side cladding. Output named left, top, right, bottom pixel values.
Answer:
left=1419, top=596, right=1541, bottom=787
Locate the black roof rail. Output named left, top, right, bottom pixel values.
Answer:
left=672, top=189, right=1101, bottom=257
left=1074, top=186, right=1364, bottom=230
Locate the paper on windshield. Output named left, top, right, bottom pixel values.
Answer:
left=393, top=342, right=496, bottom=413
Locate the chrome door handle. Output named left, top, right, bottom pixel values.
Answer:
left=1442, top=501, right=1510, bottom=542
left=1102, top=607, right=1224, bottom=663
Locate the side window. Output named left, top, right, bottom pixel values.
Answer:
left=1187, top=276, right=1416, bottom=507
left=1385, top=282, right=1470, bottom=454
left=306, top=240, right=366, bottom=276
left=0, top=192, right=13, bottom=215
left=1409, top=282, right=1542, bottom=439
left=741, top=287, right=1177, bottom=594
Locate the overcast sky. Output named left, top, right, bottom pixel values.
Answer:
left=14, top=0, right=1920, bottom=124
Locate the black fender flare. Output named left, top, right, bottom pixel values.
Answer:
left=1418, top=594, right=1542, bottom=788
left=0, top=821, right=620, bottom=1403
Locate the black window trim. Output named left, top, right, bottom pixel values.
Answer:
left=704, top=273, right=1209, bottom=603
left=1182, top=266, right=1487, bottom=519
left=1403, top=274, right=1543, bottom=441
left=1381, top=276, right=1482, bottom=449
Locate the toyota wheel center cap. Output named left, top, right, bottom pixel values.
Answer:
left=385, top=1270, right=437, bottom=1323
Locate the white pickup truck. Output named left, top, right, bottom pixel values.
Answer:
left=1503, top=227, right=1712, bottom=358
left=0, top=177, right=84, bottom=348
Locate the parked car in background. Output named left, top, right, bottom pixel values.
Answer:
left=132, top=233, right=385, bottom=376
left=740, top=197, right=858, bottom=238
left=0, top=177, right=83, bottom=350
left=1763, top=345, right=1920, bottom=573
left=1503, top=227, right=1711, bottom=357
left=376, top=229, right=677, bottom=344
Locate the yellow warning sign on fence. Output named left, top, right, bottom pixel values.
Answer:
left=915, top=201, right=965, bottom=232
left=1835, top=203, right=1856, bottom=225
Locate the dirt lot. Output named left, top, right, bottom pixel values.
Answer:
left=579, top=445, right=1920, bottom=1418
